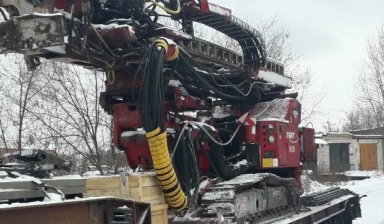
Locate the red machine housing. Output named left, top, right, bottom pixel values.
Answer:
left=108, top=77, right=312, bottom=188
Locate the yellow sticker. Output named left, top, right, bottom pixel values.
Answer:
left=262, top=158, right=273, bottom=168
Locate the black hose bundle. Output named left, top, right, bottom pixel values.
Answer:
left=136, top=39, right=267, bottom=211
left=137, top=39, right=200, bottom=212
left=138, top=43, right=167, bottom=133
left=172, top=125, right=199, bottom=202
left=174, top=49, right=263, bottom=104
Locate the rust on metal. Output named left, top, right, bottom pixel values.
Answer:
left=0, top=197, right=151, bottom=224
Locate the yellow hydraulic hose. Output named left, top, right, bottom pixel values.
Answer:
left=150, top=0, right=181, bottom=15
left=146, top=127, right=187, bottom=211
left=145, top=39, right=186, bottom=211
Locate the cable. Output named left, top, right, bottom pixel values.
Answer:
left=191, top=122, right=242, bottom=146
left=178, top=48, right=260, bottom=96
left=174, top=49, right=262, bottom=103
left=151, top=0, right=181, bottom=15
left=171, top=123, right=189, bottom=158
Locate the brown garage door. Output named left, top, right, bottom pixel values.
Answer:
left=360, top=143, right=377, bottom=171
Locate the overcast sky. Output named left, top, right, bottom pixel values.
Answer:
left=210, top=0, right=384, bottom=131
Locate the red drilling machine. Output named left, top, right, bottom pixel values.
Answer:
left=0, top=0, right=362, bottom=223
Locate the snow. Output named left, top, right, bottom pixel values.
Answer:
left=250, top=98, right=293, bottom=122
left=93, top=24, right=134, bottom=33
left=343, top=170, right=383, bottom=177
left=20, top=149, right=35, bottom=156
left=315, top=138, right=328, bottom=145
left=301, top=172, right=329, bottom=195
left=43, top=192, right=64, bottom=202
left=341, top=173, right=384, bottom=224
left=300, top=171, right=384, bottom=224
left=212, top=105, right=233, bottom=119
left=18, top=12, right=64, bottom=18
left=190, top=179, right=211, bottom=195
left=82, top=170, right=101, bottom=177
left=208, top=3, right=231, bottom=17
left=158, top=37, right=176, bottom=46
left=44, top=45, right=66, bottom=54
left=233, top=159, right=248, bottom=168
left=121, top=130, right=146, bottom=138
left=168, top=80, right=182, bottom=87
left=216, top=173, right=268, bottom=186
left=258, top=70, right=292, bottom=88
left=50, top=174, right=83, bottom=180
left=0, top=196, right=110, bottom=209
left=0, top=189, right=19, bottom=192
left=272, top=171, right=383, bottom=223
left=0, top=173, right=38, bottom=182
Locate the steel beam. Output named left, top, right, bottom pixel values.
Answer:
left=0, top=197, right=151, bottom=224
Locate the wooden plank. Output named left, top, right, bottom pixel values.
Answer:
left=83, top=174, right=169, bottom=224
left=151, top=210, right=168, bottom=224
left=84, top=188, right=122, bottom=198
left=129, top=186, right=163, bottom=200
left=0, top=179, right=85, bottom=190
left=0, top=187, right=85, bottom=201
left=151, top=204, right=168, bottom=211
left=86, top=177, right=122, bottom=190
left=128, top=173, right=159, bottom=188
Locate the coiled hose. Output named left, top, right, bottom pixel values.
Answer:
left=139, top=38, right=187, bottom=211
left=146, top=127, right=187, bottom=211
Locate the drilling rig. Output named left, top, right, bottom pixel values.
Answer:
left=0, top=0, right=362, bottom=223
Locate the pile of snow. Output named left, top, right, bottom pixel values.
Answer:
left=301, top=171, right=329, bottom=195
left=43, top=192, right=64, bottom=202
left=0, top=174, right=37, bottom=182
left=50, top=174, right=83, bottom=180
left=234, top=159, right=248, bottom=168
left=82, top=170, right=101, bottom=177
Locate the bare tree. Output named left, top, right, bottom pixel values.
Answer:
left=0, top=54, right=45, bottom=150
left=253, top=13, right=326, bottom=122
left=346, top=24, right=384, bottom=130
left=342, top=105, right=377, bottom=131
left=322, top=120, right=341, bottom=133
left=28, top=62, right=117, bottom=174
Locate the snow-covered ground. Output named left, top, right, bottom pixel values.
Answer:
left=343, top=173, right=384, bottom=224
left=302, top=170, right=384, bottom=224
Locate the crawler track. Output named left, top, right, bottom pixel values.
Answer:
left=173, top=174, right=362, bottom=224
left=173, top=173, right=301, bottom=224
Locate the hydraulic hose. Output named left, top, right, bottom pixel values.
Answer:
left=140, top=38, right=187, bottom=211
left=146, top=127, right=187, bottom=211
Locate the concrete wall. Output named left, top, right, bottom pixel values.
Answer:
left=349, top=140, right=359, bottom=170
left=349, top=138, right=383, bottom=171
left=317, top=144, right=330, bottom=174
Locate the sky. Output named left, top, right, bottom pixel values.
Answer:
left=210, top=0, right=384, bottom=131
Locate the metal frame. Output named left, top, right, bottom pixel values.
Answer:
left=0, top=197, right=151, bottom=224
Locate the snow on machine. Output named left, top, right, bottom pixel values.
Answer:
left=0, top=0, right=362, bottom=223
